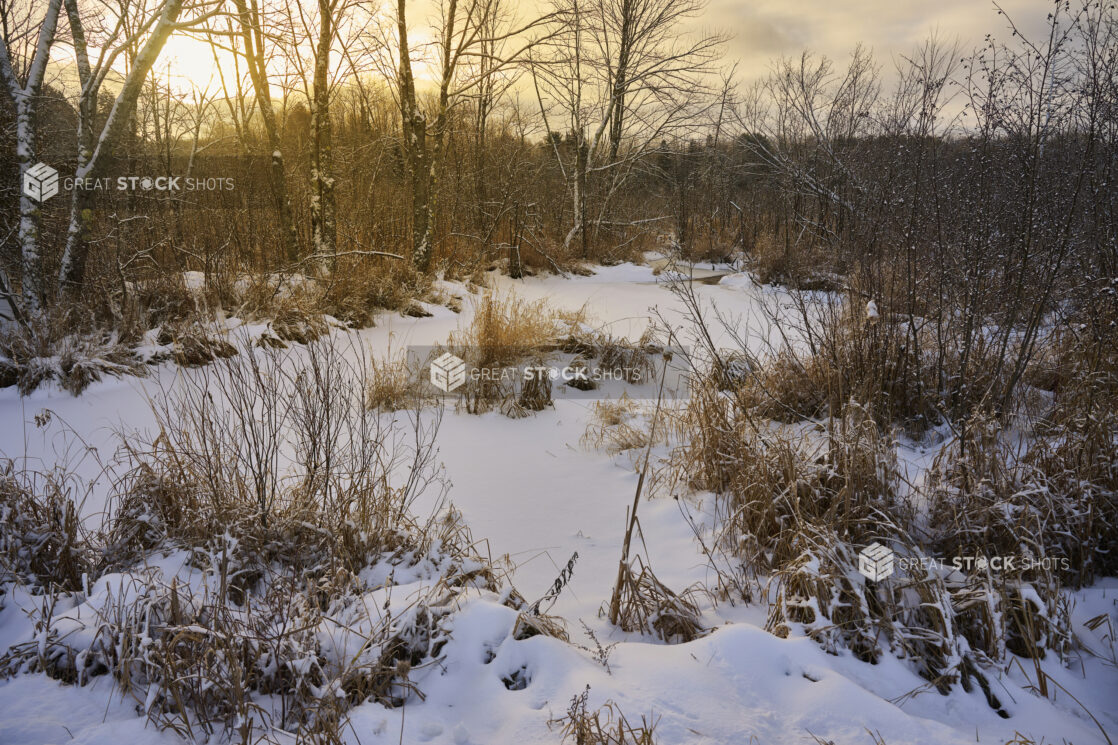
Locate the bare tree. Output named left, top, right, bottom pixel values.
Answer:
left=309, top=0, right=337, bottom=257
left=393, top=0, right=429, bottom=269
left=279, top=0, right=358, bottom=260
left=530, top=0, right=721, bottom=257
left=225, top=0, right=301, bottom=263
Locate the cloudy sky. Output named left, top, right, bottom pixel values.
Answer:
left=702, top=0, right=1053, bottom=82
left=69, top=0, right=1057, bottom=98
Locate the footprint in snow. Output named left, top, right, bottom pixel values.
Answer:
left=418, top=722, right=444, bottom=741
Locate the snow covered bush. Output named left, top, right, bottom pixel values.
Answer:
left=0, top=464, right=92, bottom=591
left=156, top=322, right=237, bottom=367
left=1, top=527, right=503, bottom=740
left=0, top=319, right=144, bottom=395
left=662, top=284, right=1102, bottom=706
left=269, top=301, right=328, bottom=345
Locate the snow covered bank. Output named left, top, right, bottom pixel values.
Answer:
left=2, top=263, right=1116, bottom=745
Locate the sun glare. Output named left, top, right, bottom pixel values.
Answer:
left=156, top=33, right=227, bottom=96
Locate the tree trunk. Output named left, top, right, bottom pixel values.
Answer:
left=509, top=201, right=523, bottom=279
left=397, top=0, right=434, bottom=271
left=231, top=0, right=300, bottom=265
left=0, top=0, right=64, bottom=314
left=576, top=137, right=589, bottom=258
left=15, top=106, right=45, bottom=313
left=310, top=0, right=336, bottom=260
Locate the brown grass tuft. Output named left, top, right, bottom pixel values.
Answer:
left=549, top=685, right=659, bottom=745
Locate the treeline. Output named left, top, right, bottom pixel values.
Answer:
left=0, top=0, right=1114, bottom=345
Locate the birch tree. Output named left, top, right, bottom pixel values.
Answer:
left=394, top=0, right=432, bottom=271
left=309, top=0, right=336, bottom=257
left=58, top=0, right=208, bottom=297
left=0, top=0, right=64, bottom=317
left=279, top=0, right=355, bottom=259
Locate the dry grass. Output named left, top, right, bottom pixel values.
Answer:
left=440, top=292, right=658, bottom=417
left=1, top=537, right=486, bottom=738
left=319, top=258, right=432, bottom=328
left=655, top=271, right=1118, bottom=709
left=764, top=528, right=882, bottom=662
left=699, top=290, right=1015, bottom=435
left=2, top=260, right=432, bottom=396
left=0, top=318, right=145, bottom=395
left=581, top=394, right=666, bottom=455
left=270, top=300, right=329, bottom=346
left=105, top=337, right=452, bottom=568
left=598, top=332, right=658, bottom=386
left=0, top=464, right=92, bottom=591
left=447, top=291, right=568, bottom=415
left=927, top=403, right=1117, bottom=590
left=746, top=230, right=843, bottom=291
left=663, top=293, right=1052, bottom=700
left=156, top=322, right=237, bottom=367
left=549, top=686, right=659, bottom=745
left=451, top=291, right=563, bottom=368
left=366, top=347, right=427, bottom=412
left=515, top=362, right=554, bottom=412
left=126, top=271, right=213, bottom=332
left=512, top=611, right=570, bottom=642
left=607, top=558, right=704, bottom=643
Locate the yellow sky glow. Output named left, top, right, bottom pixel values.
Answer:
left=57, top=0, right=1054, bottom=102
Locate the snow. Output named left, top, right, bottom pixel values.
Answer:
left=0, top=675, right=181, bottom=745
left=1, top=263, right=1116, bottom=744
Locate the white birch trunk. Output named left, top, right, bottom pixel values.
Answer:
left=0, top=0, right=64, bottom=314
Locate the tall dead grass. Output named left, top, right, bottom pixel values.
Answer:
left=662, top=274, right=1117, bottom=707
left=0, top=464, right=92, bottom=591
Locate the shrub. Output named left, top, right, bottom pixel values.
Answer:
left=320, top=258, right=431, bottom=327
left=366, top=348, right=426, bottom=412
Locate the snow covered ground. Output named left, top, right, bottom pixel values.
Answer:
left=1, top=262, right=1116, bottom=745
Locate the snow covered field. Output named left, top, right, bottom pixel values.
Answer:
left=1, top=263, right=1116, bottom=745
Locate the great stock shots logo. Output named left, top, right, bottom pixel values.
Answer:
left=430, top=353, right=467, bottom=392
left=19, top=157, right=246, bottom=210
left=22, top=162, right=59, bottom=202
left=855, top=543, right=1070, bottom=582
left=857, top=542, right=896, bottom=581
